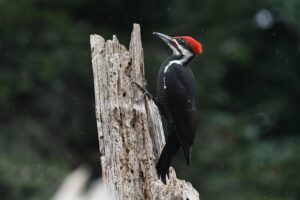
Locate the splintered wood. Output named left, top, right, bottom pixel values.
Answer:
left=90, top=23, right=199, bottom=200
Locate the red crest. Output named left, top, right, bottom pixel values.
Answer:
left=180, top=36, right=203, bottom=55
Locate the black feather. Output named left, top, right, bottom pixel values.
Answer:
left=156, top=132, right=180, bottom=184
left=155, top=61, right=197, bottom=184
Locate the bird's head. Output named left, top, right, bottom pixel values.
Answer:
left=153, top=32, right=203, bottom=57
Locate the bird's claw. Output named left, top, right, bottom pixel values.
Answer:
left=135, top=92, right=147, bottom=103
left=158, top=172, right=170, bottom=185
left=131, top=82, right=154, bottom=102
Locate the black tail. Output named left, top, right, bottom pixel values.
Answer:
left=156, top=133, right=180, bottom=184
left=183, top=146, right=192, bottom=166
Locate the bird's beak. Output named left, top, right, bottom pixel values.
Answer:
left=153, top=32, right=173, bottom=46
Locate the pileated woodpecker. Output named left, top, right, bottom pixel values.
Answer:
left=152, top=32, right=202, bottom=184
left=133, top=32, right=202, bottom=184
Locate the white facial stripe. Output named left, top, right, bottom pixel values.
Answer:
left=164, top=40, right=193, bottom=74
left=163, top=39, right=194, bottom=90
left=175, top=40, right=193, bottom=64
left=167, top=41, right=180, bottom=56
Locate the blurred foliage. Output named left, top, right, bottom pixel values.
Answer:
left=0, top=0, right=299, bottom=199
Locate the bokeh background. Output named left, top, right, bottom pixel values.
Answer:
left=1, top=0, right=300, bottom=199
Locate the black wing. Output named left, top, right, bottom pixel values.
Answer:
left=164, top=64, right=197, bottom=164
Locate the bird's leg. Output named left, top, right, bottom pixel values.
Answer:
left=131, top=82, right=164, bottom=115
left=132, top=81, right=155, bottom=103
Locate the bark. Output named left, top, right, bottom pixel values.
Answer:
left=90, top=23, right=199, bottom=200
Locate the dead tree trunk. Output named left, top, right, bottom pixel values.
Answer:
left=90, top=24, right=199, bottom=200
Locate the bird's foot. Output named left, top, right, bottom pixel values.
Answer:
left=159, top=171, right=170, bottom=185
left=132, top=81, right=154, bottom=103
left=156, top=162, right=170, bottom=185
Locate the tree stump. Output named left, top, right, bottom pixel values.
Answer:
left=90, top=23, right=199, bottom=200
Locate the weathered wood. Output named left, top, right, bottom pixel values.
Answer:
left=90, top=23, right=199, bottom=200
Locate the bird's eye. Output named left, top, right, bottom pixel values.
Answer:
left=177, top=38, right=186, bottom=46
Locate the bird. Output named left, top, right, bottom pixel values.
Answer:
left=133, top=32, right=203, bottom=184
left=152, top=32, right=202, bottom=184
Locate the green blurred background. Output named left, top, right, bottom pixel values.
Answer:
left=1, top=0, right=300, bottom=199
